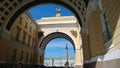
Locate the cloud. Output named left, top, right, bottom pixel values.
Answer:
left=45, top=38, right=75, bottom=58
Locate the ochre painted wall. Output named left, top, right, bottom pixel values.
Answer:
left=87, top=7, right=106, bottom=57
left=82, top=33, right=91, bottom=60
left=102, top=0, right=120, bottom=52
left=0, top=36, right=34, bottom=63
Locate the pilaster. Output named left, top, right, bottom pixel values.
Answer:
left=34, top=48, right=44, bottom=64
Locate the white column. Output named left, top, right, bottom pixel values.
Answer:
left=75, top=47, right=83, bottom=66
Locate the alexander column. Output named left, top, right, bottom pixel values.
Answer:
left=65, top=44, right=69, bottom=68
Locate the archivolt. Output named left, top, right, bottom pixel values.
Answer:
left=5, top=0, right=85, bottom=31
left=39, top=32, right=75, bottom=50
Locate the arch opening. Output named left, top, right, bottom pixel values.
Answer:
left=44, top=38, right=75, bottom=67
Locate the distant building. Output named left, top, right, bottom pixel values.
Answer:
left=44, top=57, right=75, bottom=67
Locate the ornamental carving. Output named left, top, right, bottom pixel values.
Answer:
left=70, top=30, right=77, bottom=38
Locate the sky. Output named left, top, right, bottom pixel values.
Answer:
left=28, top=4, right=73, bottom=20
left=45, top=38, right=74, bottom=58
left=28, top=4, right=74, bottom=58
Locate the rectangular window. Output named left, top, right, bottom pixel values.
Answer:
left=30, top=54, right=32, bottom=63
left=20, top=51, right=23, bottom=61
left=12, top=49, right=17, bottom=62
left=32, top=39, right=34, bottom=47
left=33, top=30, right=35, bottom=35
left=30, top=27, right=32, bottom=32
left=25, top=22, right=27, bottom=28
left=22, top=31, right=26, bottom=44
left=26, top=16, right=29, bottom=20
left=26, top=52, right=29, bottom=63
left=101, top=12, right=111, bottom=43
left=16, top=26, right=21, bottom=41
left=28, top=35, right=31, bottom=46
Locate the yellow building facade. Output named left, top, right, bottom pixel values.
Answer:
left=0, top=11, right=37, bottom=67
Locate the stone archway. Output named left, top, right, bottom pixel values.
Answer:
left=38, top=32, right=83, bottom=67
left=0, top=0, right=88, bottom=68
left=40, top=32, right=75, bottom=50
left=2, top=0, right=88, bottom=31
